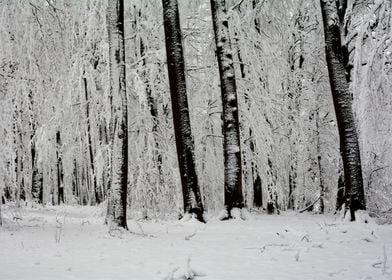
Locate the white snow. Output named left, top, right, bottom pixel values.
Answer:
left=0, top=206, right=391, bottom=280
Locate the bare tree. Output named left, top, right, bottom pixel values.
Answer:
left=162, top=0, right=205, bottom=222
left=319, top=0, right=366, bottom=220
left=210, top=0, right=244, bottom=216
left=106, top=0, right=128, bottom=229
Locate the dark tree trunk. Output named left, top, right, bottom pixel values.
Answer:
left=72, top=159, right=80, bottom=204
left=98, top=120, right=109, bottom=201
left=319, top=0, right=366, bottom=220
left=137, top=6, right=163, bottom=178
left=106, top=0, right=128, bottom=229
left=0, top=194, right=2, bottom=226
left=232, top=18, right=261, bottom=209
left=251, top=0, right=264, bottom=209
left=253, top=0, right=261, bottom=34
left=31, top=161, right=43, bottom=204
left=162, top=0, right=205, bottom=222
left=336, top=171, right=345, bottom=211
left=13, top=103, right=25, bottom=204
left=31, top=140, right=43, bottom=204
left=267, top=157, right=278, bottom=214
left=83, top=77, right=101, bottom=204
left=210, top=0, right=244, bottom=215
left=28, top=90, right=43, bottom=204
left=15, top=134, right=25, bottom=203
left=253, top=173, right=262, bottom=208
left=56, top=131, right=64, bottom=204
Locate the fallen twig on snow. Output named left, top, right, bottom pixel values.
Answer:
left=383, top=245, right=387, bottom=275
left=299, top=196, right=320, bottom=213
left=245, top=243, right=289, bottom=253
left=185, top=230, right=197, bottom=241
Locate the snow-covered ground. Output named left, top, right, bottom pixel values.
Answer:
left=0, top=206, right=391, bottom=280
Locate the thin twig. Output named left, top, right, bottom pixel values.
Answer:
left=299, top=196, right=320, bottom=213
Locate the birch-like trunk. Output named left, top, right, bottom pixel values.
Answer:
left=320, top=0, right=366, bottom=220
left=162, top=0, right=205, bottom=222
left=106, top=0, right=128, bottom=229
left=210, top=0, right=244, bottom=214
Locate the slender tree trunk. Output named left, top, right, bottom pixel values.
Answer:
left=106, top=0, right=128, bottom=229
left=72, top=158, right=80, bottom=204
left=140, top=38, right=162, bottom=175
left=162, top=0, right=205, bottom=222
left=56, top=131, right=64, bottom=204
left=31, top=140, right=43, bottom=203
left=13, top=103, right=25, bottom=205
left=28, top=90, right=43, bottom=204
left=336, top=166, right=345, bottom=211
left=267, top=157, right=278, bottom=214
left=0, top=193, right=2, bottom=226
left=210, top=0, right=244, bottom=215
left=136, top=6, right=163, bottom=181
left=251, top=0, right=263, bottom=208
left=15, top=135, right=24, bottom=204
left=232, top=23, right=261, bottom=209
left=83, top=77, right=100, bottom=204
left=315, top=108, right=325, bottom=213
left=98, top=120, right=109, bottom=201
left=319, top=0, right=366, bottom=220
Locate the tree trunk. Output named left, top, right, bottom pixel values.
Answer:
left=162, top=0, right=205, bottom=222
left=13, top=103, right=25, bottom=205
left=210, top=0, right=244, bottom=215
left=232, top=21, right=261, bottom=209
left=136, top=6, right=163, bottom=182
left=56, top=131, right=64, bottom=204
left=106, top=0, right=128, bottom=229
left=83, top=76, right=101, bottom=204
left=31, top=138, right=43, bottom=204
left=28, top=90, right=43, bottom=204
left=336, top=169, right=345, bottom=211
left=0, top=193, right=2, bottom=226
left=140, top=36, right=162, bottom=176
left=319, top=0, right=366, bottom=220
left=72, top=158, right=80, bottom=204
left=315, top=109, right=325, bottom=214
left=267, top=157, right=278, bottom=214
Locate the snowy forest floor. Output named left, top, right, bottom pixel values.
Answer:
left=0, top=206, right=391, bottom=280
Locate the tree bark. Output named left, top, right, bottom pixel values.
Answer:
left=56, top=131, right=64, bottom=204
left=28, top=90, right=43, bottom=204
left=210, top=0, right=244, bottom=215
left=315, top=108, right=325, bottom=214
left=106, top=0, right=128, bottom=229
left=0, top=193, right=2, bottom=226
left=162, top=0, right=205, bottom=222
left=137, top=6, right=163, bottom=180
left=83, top=77, right=101, bottom=204
left=72, top=158, right=80, bottom=204
left=319, top=0, right=366, bottom=220
left=13, top=102, right=25, bottom=204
